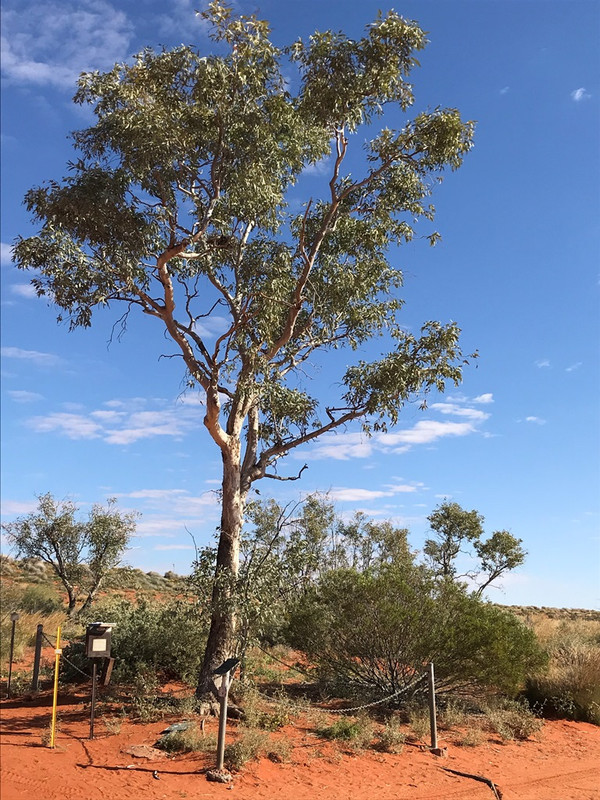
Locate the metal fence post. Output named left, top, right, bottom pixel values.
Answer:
left=31, top=624, right=44, bottom=692
left=428, top=661, right=438, bottom=750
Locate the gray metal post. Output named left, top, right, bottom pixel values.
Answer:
left=89, top=661, right=98, bottom=740
left=31, top=624, right=44, bottom=692
left=7, top=614, right=18, bottom=698
left=428, top=661, right=438, bottom=750
left=215, top=674, right=230, bottom=771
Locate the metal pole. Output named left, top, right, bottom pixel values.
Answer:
left=31, top=624, right=44, bottom=692
left=89, top=661, right=98, bottom=740
left=49, top=625, right=62, bottom=749
left=7, top=614, right=18, bottom=698
left=428, top=661, right=438, bottom=750
left=215, top=674, right=229, bottom=771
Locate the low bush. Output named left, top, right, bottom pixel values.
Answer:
left=484, top=700, right=543, bottom=741
left=317, top=714, right=374, bottom=749
left=375, top=718, right=406, bottom=753
left=224, top=729, right=268, bottom=771
left=286, top=565, right=546, bottom=701
left=156, top=724, right=216, bottom=754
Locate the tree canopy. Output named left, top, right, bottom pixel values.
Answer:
left=13, top=2, right=475, bottom=694
left=3, top=493, right=136, bottom=615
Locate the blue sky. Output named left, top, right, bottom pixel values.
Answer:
left=1, top=0, right=598, bottom=608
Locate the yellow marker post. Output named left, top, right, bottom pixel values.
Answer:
left=49, top=625, right=62, bottom=749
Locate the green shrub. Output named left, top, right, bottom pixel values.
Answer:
left=317, top=714, right=374, bottom=749
left=224, top=729, right=268, bottom=771
left=484, top=700, right=543, bottom=741
left=19, top=584, right=63, bottom=614
left=375, top=718, right=406, bottom=753
left=286, top=565, right=546, bottom=701
left=156, top=724, right=216, bottom=753
left=62, top=597, right=208, bottom=685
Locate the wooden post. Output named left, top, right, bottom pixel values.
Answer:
left=31, top=624, right=44, bottom=692
left=215, top=674, right=229, bottom=771
left=428, top=662, right=438, bottom=750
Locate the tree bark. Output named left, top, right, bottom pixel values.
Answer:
left=196, top=442, right=245, bottom=698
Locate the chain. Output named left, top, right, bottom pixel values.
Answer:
left=241, top=669, right=427, bottom=715
left=42, top=632, right=91, bottom=679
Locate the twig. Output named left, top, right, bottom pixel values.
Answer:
left=443, top=767, right=503, bottom=800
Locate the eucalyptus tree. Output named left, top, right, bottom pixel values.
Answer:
left=14, top=2, right=475, bottom=695
left=3, top=494, right=136, bottom=616
left=424, top=501, right=526, bottom=595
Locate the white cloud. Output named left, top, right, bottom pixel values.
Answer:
left=525, top=416, right=546, bottom=425
left=27, top=396, right=206, bottom=446
left=571, top=87, right=591, bottom=102
left=379, top=420, right=476, bottom=448
left=10, top=284, right=37, bottom=299
left=329, top=487, right=393, bottom=502
left=28, top=412, right=102, bottom=439
left=429, top=402, right=490, bottom=421
left=473, top=393, right=494, bottom=404
left=500, top=86, right=510, bottom=95
left=8, top=390, right=43, bottom=403
left=565, top=362, right=582, bottom=372
left=117, top=489, right=188, bottom=500
left=535, top=359, right=551, bottom=368
left=1, top=242, right=14, bottom=266
left=1, top=346, right=63, bottom=367
left=193, top=315, right=230, bottom=339
left=154, top=544, right=195, bottom=551
left=0, top=499, right=39, bottom=516
left=1, top=0, right=133, bottom=89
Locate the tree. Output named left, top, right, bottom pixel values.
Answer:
left=3, top=493, right=136, bottom=615
left=13, top=2, right=474, bottom=695
left=424, top=501, right=526, bottom=595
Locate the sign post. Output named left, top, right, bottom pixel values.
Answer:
left=85, top=623, right=114, bottom=740
left=49, top=625, right=62, bottom=748
left=206, top=658, right=240, bottom=783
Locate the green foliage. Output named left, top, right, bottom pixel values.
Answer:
left=2, top=494, right=136, bottom=615
left=156, top=725, right=217, bottom=754
left=484, top=699, right=543, bottom=741
left=286, top=563, right=545, bottom=700
left=374, top=718, right=406, bottom=753
left=224, top=729, right=269, bottom=771
left=62, top=597, right=208, bottom=685
left=317, top=715, right=374, bottom=749
left=424, top=501, right=526, bottom=594
left=18, top=584, right=63, bottom=615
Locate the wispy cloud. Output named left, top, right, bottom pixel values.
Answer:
left=1, top=346, right=63, bottom=367
left=473, top=393, right=494, bottom=404
left=571, top=87, right=591, bottom=102
left=535, top=359, right=551, bottom=368
left=10, top=284, right=37, bottom=299
left=565, top=362, right=582, bottom=372
left=0, top=242, right=14, bottom=266
left=500, top=86, right=510, bottom=95
left=525, top=416, right=546, bottom=425
left=26, top=396, right=205, bottom=445
left=154, top=544, right=195, bottom=551
left=429, top=402, right=490, bottom=421
left=8, top=390, right=44, bottom=403
left=0, top=499, right=39, bottom=516
left=192, top=315, right=230, bottom=339
left=1, top=0, right=133, bottom=89
left=329, top=481, right=424, bottom=503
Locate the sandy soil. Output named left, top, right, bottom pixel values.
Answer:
left=1, top=688, right=599, bottom=800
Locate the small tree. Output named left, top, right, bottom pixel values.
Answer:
left=3, top=493, right=136, bottom=615
left=424, top=501, right=525, bottom=595
left=14, top=2, right=475, bottom=695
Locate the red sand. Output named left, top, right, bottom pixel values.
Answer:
left=1, top=690, right=599, bottom=800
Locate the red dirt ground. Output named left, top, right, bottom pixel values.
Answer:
left=1, top=688, right=599, bottom=800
